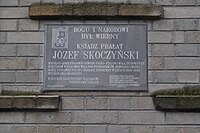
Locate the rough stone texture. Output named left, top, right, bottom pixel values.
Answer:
left=152, top=44, right=175, bottom=56
left=0, top=20, right=17, bottom=31
left=179, top=127, right=200, bottom=133
left=154, top=0, right=173, bottom=5
left=174, top=0, right=196, bottom=5
left=107, top=125, right=130, bottom=133
left=0, top=8, right=28, bottom=18
left=155, top=95, right=200, bottom=111
left=0, top=32, right=7, bottom=43
left=148, top=32, right=172, bottom=43
left=164, top=7, right=200, bottom=18
left=0, top=95, right=59, bottom=110
left=186, top=31, right=200, bottom=43
left=17, top=45, right=40, bottom=57
left=0, top=125, right=14, bottom=133
left=18, top=19, right=39, bottom=31
left=166, top=113, right=200, bottom=124
left=72, top=111, right=118, bottom=124
left=0, top=0, right=18, bottom=6
left=26, top=112, right=71, bottom=123
left=16, top=71, right=39, bottom=83
left=119, top=111, right=165, bottom=124
left=176, top=44, right=198, bottom=56
left=154, top=127, right=178, bottom=133
left=0, top=45, right=16, bottom=57
left=28, top=58, right=43, bottom=69
left=131, top=97, right=154, bottom=109
left=153, top=20, right=174, bottom=31
left=38, top=126, right=60, bottom=133
left=19, top=0, right=40, bottom=6
left=164, top=57, right=200, bottom=69
left=109, top=97, right=131, bottom=109
left=62, top=97, right=84, bottom=109
left=85, top=126, right=107, bottom=133
left=0, top=58, right=27, bottom=70
left=148, top=57, right=164, bottom=69
left=29, top=4, right=163, bottom=20
left=61, top=126, right=84, bottom=133
left=86, top=97, right=108, bottom=109
left=7, top=32, right=44, bottom=43
left=154, top=71, right=176, bottom=83
left=15, top=126, right=37, bottom=133
left=0, top=112, right=25, bottom=123
left=177, top=71, right=199, bottom=83
left=0, top=72, right=15, bottom=83
left=175, top=19, right=198, bottom=30
left=130, top=126, right=153, bottom=133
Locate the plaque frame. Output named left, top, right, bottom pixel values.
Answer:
left=43, top=24, right=148, bottom=91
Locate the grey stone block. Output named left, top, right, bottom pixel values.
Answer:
left=38, top=126, right=60, bottom=133
left=179, top=127, right=200, bottom=133
left=0, top=45, right=16, bottom=57
left=0, top=32, right=6, bottom=43
left=0, top=58, right=27, bottom=70
left=26, top=112, right=71, bottom=123
left=164, top=57, right=200, bottom=69
left=176, top=44, right=198, bottom=56
left=175, top=19, right=198, bottom=30
left=85, top=126, right=107, bottom=133
left=119, top=111, right=165, bottom=124
left=62, top=126, right=84, bottom=133
left=86, top=97, right=108, bottom=109
left=62, top=97, right=84, bottom=109
left=0, top=7, right=28, bottom=18
left=0, top=0, right=18, bottom=6
left=17, top=45, right=40, bottom=56
left=186, top=31, right=200, bottom=43
left=152, top=44, right=175, bottom=56
left=73, top=111, right=118, bottom=124
left=107, top=0, right=128, bottom=3
left=153, top=20, right=174, bottom=31
left=18, top=19, right=39, bottom=31
left=0, top=20, right=17, bottom=31
left=130, top=0, right=151, bottom=4
left=15, top=126, right=37, bottom=133
left=175, top=0, right=196, bottom=5
left=173, top=32, right=185, bottom=43
left=148, top=32, right=172, bottom=43
left=166, top=113, right=200, bottom=124
left=16, top=71, right=39, bottom=83
left=64, top=0, right=84, bottom=3
left=43, top=0, right=62, bottom=4
left=0, top=112, right=25, bottom=123
left=29, top=58, right=43, bottom=69
left=109, top=97, right=131, bottom=109
left=0, top=125, right=14, bottom=133
left=108, top=126, right=130, bottom=133
left=0, top=72, right=15, bottom=83
left=154, top=71, right=176, bottom=83
left=7, top=32, right=44, bottom=43
left=153, top=0, right=173, bottom=5
left=19, top=0, right=40, bottom=6
left=131, top=97, right=154, bottom=109
left=154, top=127, right=178, bottom=133
left=148, top=57, right=164, bottom=69
left=130, top=126, right=153, bottom=133
left=164, top=7, right=200, bottom=18
left=177, top=71, right=199, bottom=83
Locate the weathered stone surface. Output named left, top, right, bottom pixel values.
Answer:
left=155, top=95, right=200, bottom=111
left=29, top=3, right=163, bottom=20
left=0, top=95, right=59, bottom=110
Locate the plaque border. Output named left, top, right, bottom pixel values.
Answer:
left=43, top=24, right=148, bottom=92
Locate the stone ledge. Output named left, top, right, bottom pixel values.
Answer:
left=155, top=95, right=200, bottom=112
left=0, top=95, right=60, bottom=111
left=29, top=3, right=163, bottom=20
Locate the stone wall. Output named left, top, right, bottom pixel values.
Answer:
left=0, top=0, right=200, bottom=132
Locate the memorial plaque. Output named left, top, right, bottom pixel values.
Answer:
left=44, top=24, right=148, bottom=91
